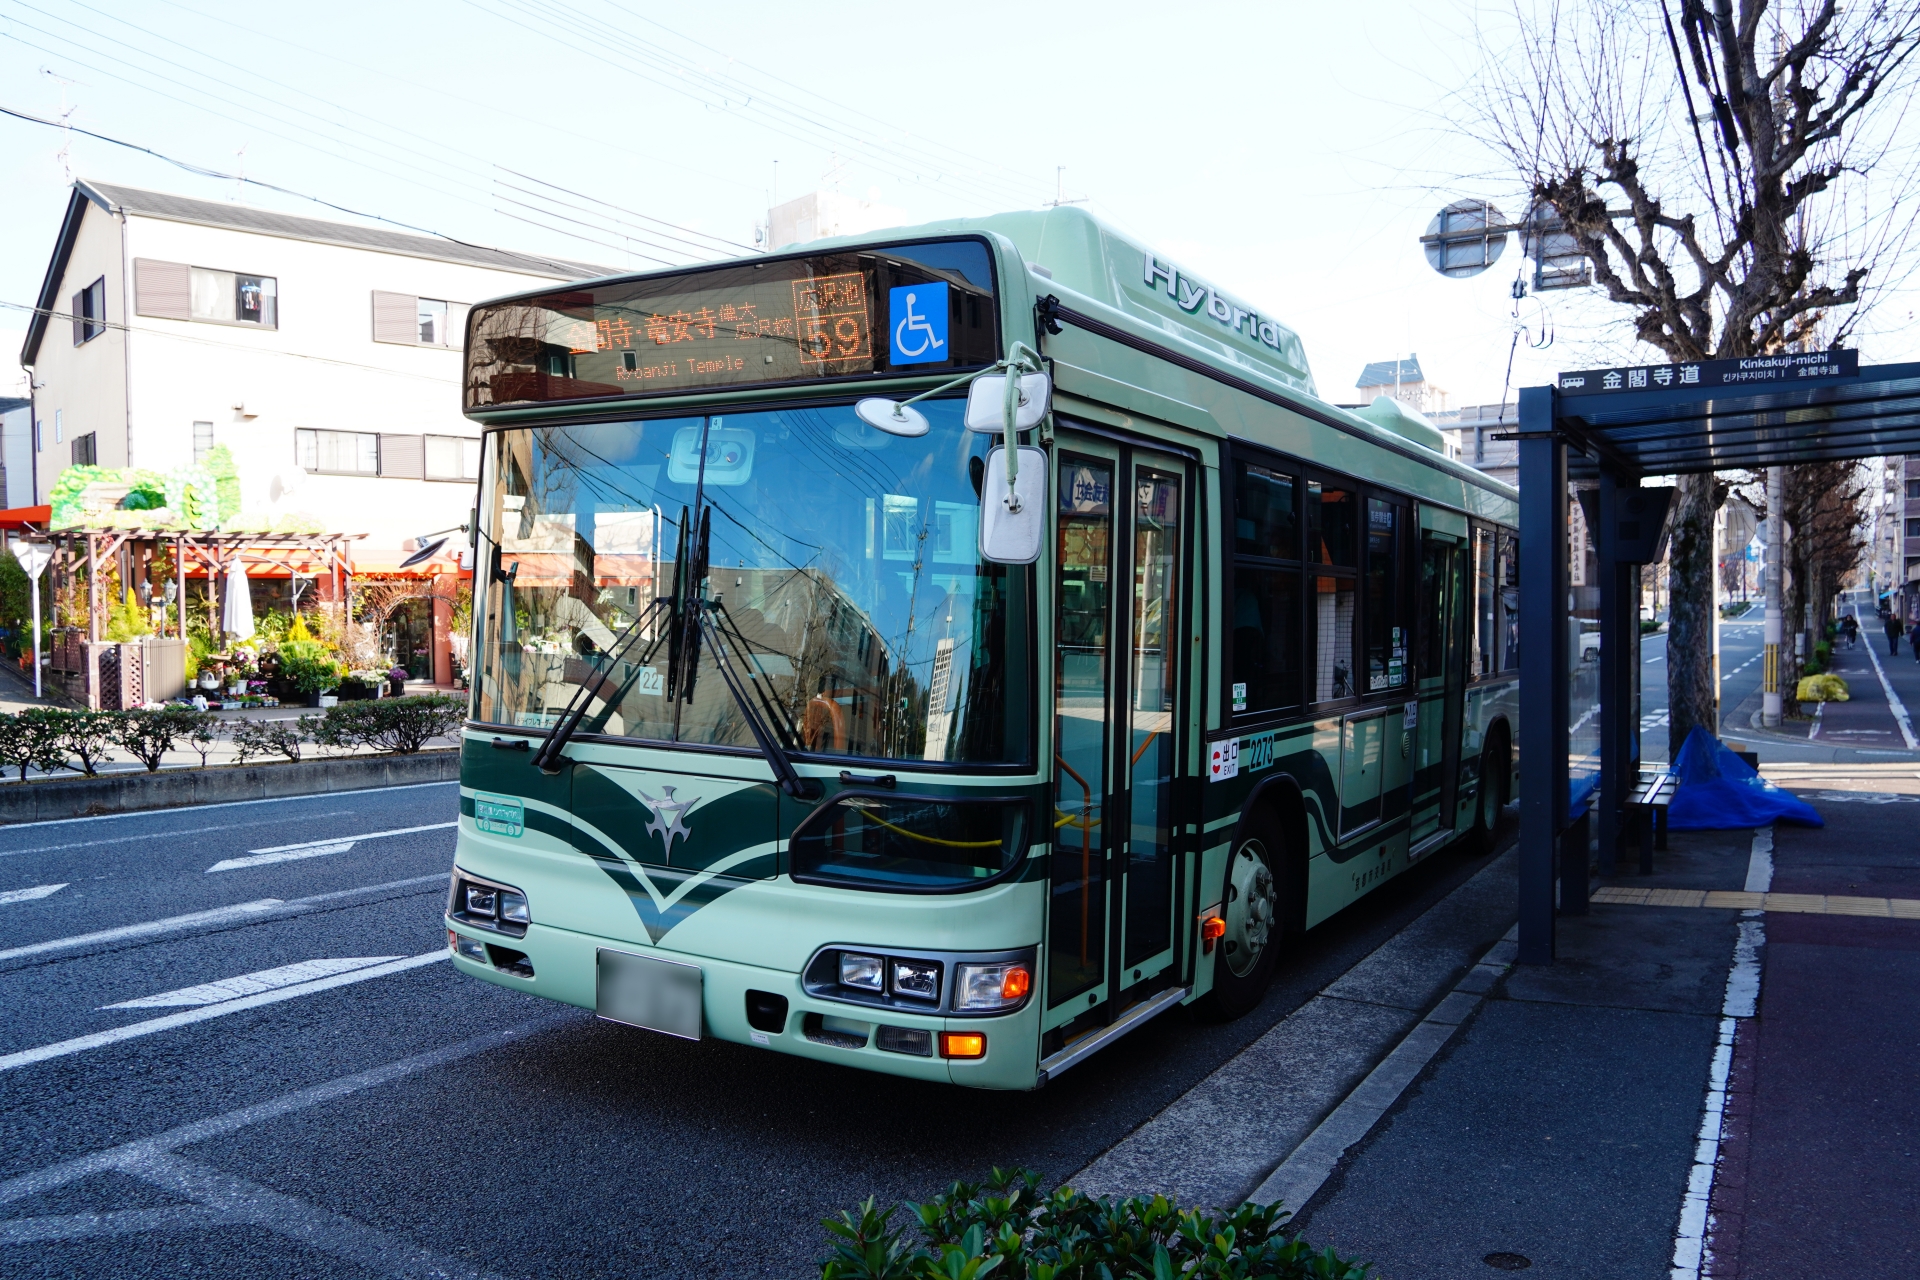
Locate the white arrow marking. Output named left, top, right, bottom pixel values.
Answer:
left=206, top=821, right=457, bottom=873
left=103, top=957, right=402, bottom=1009
left=0, top=884, right=67, bottom=906
left=0, top=951, right=448, bottom=1074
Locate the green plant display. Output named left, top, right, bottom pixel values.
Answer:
left=312, top=694, right=464, bottom=754
left=104, top=592, right=153, bottom=643
left=278, top=648, right=344, bottom=695
left=203, top=444, right=243, bottom=525
left=817, top=1170, right=1371, bottom=1280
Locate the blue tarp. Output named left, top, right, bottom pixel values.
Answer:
left=1667, top=727, right=1823, bottom=830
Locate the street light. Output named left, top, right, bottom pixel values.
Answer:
left=10, top=540, right=52, bottom=700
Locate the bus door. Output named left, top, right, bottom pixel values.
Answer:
left=1410, top=514, right=1468, bottom=851
left=1047, top=435, right=1193, bottom=1035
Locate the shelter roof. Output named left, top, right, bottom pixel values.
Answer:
left=1552, top=360, right=1920, bottom=478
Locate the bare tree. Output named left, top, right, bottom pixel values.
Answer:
left=1477, top=0, right=1920, bottom=752
left=1780, top=460, right=1871, bottom=677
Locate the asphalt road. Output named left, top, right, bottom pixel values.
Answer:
left=0, top=781, right=1511, bottom=1278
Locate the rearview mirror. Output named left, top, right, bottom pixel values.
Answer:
left=978, top=446, right=1046, bottom=564
left=965, top=372, right=1051, bottom=434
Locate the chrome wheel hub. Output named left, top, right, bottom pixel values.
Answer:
left=1223, top=839, right=1276, bottom=978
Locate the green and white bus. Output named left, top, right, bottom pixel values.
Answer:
left=446, top=208, right=1519, bottom=1090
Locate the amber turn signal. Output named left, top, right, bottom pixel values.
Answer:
left=939, top=1031, right=987, bottom=1059
left=1201, top=916, right=1226, bottom=954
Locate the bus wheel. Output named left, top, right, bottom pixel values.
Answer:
left=1201, top=812, right=1288, bottom=1019
left=1468, top=729, right=1509, bottom=852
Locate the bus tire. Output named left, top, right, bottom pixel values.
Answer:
left=1468, top=727, right=1510, bottom=852
left=1199, top=809, right=1291, bottom=1020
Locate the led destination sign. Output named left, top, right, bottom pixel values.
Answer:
left=465, top=240, right=998, bottom=409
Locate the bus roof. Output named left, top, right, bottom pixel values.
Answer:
left=781, top=206, right=1318, bottom=400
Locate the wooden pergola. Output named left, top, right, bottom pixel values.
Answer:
left=47, top=528, right=367, bottom=642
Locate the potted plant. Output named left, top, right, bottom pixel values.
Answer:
left=388, top=664, right=410, bottom=697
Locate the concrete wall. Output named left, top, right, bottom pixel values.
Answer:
left=27, top=204, right=129, bottom=484
left=0, top=748, right=457, bottom=824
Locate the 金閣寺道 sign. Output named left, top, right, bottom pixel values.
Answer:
left=1557, top=349, right=1857, bottom=397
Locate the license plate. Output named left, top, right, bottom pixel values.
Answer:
left=596, top=948, right=703, bottom=1040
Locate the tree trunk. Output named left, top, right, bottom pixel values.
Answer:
left=1667, top=473, right=1719, bottom=755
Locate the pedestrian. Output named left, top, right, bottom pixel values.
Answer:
left=1909, top=619, right=1920, bottom=664
left=1887, top=611, right=1903, bottom=656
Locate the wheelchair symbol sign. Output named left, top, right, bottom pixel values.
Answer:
left=888, top=282, right=948, bottom=365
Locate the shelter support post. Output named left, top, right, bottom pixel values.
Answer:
left=1517, top=385, right=1569, bottom=964
left=1763, top=467, right=1783, bottom=727
left=1596, top=471, right=1640, bottom=877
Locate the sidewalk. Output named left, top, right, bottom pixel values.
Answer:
left=1282, top=769, right=1919, bottom=1277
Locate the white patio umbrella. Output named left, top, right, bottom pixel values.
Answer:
left=221, top=561, right=255, bottom=641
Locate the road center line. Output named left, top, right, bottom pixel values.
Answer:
left=0, top=951, right=449, bottom=1074
left=0, top=873, right=447, bottom=968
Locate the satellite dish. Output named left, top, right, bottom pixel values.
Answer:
left=1423, top=200, right=1509, bottom=278
left=1521, top=203, right=1593, bottom=291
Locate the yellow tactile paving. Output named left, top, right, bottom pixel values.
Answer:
left=1590, top=885, right=1920, bottom=919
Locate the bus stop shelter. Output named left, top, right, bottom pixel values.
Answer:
left=1515, top=356, right=1920, bottom=963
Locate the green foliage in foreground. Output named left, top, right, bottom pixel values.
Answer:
left=819, top=1169, right=1370, bottom=1280
left=311, top=694, right=465, bottom=754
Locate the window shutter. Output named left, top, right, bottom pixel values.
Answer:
left=371, top=291, right=420, bottom=344
left=447, top=303, right=470, bottom=348
left=71, top=291, right=84, bottom=346
left=379, top=433, right=424, bottom=479
left=133, top=259, right=192, bottom=320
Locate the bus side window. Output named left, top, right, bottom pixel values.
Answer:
left=1497, top=531, right=1520, bottom=671
left=1230, top=459, right=1303, bottom=714
left=1471, top=527, right=1495, bottom=679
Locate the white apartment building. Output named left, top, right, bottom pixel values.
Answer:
left=19, top=179, right=605, bottom=545
left=17, top=181, right=606, bottom=681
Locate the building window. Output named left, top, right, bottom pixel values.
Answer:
left=418, top=298, right=449, bottom=346
left=71, top=276, right=106, bottom=345
left=71, top=433, right=97, bottom=466
left=193, top=421, right=214, bottom=462
left=54, top=410, right=63, bottom=443
left=424, top=434, right=480, bottom=482
left=297, top=428, right=379, bottom=475
left=1907, top=478, right=1920, bottom=501
left=1906, top=518, right=1920, bottom=539
left=190, top=268, right=277, bottom=327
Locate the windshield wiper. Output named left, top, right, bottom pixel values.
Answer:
left=528, top=595, right=672, bottom=774
left=697, top=604, right=819, bottom=799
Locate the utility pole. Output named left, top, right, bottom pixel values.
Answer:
left=1763, top=466, right=1784, bottom=727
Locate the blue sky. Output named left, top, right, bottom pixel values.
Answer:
left=3, top=0, right=1914, bottom=405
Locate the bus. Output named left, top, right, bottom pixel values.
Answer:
left=446, top=207, right=1520, bottom=1090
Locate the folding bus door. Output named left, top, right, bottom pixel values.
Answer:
left=1046, top=433, right=1194, bottom=1043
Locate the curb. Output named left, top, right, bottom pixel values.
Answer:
left=0, top=750, right=458, bottom=825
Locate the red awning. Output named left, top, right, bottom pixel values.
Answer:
left=0, top=505, right=51, bottom=531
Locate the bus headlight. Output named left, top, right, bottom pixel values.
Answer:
left=955, top=960, right=1033, bottom=1011
left=891, top=959, right=940, bottom=1001
left=448, top=869, right=530, bottom=938
left=839, top=952, right=884, bottom=991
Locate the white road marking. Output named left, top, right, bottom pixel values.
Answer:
left=0, top=873, right=446, bottom=968
left=206, top=821, right=457, bottom=873
left=0, top=813, right=356, bottom=860
left=0, top=899, right=285, bottom=965
left=0, top=1016, right=570, bottom=1269
left=103, top=957, right=401, bottom=1009
left=0, top=951, right=448, bottom=1074
left=1855, top=601, right=1918, bottom=749
left=1669, top=828, right=1770, bottom=1280
left=0, top=884, right=67, bottom=905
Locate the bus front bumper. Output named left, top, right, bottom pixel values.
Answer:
left=446, top=918, right=1043, bottom=1090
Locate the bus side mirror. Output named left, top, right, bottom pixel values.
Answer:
left=966, top=372, right=1051, bottom=433
left=979, top=446, right=1046, bottom=564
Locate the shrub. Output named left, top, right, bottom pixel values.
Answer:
left=818, top=1170, right=1371, bottom=1280
left=179, top=710, right=219, bottom=766
left=313, top=694, right=464, bottom=754
left=56, top=710, right=121, bottom=776
left=0, top=709, right=73, bottom=780
left=113, top=706, right=195, bottom=772
left=232, top=716, right=315, bottom=763
left=105, top=593, right=152, bottom=642
left=277, top=642, right=343, bottom=695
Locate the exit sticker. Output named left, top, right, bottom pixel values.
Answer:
left=1209, top=738, right=1240, bottom=782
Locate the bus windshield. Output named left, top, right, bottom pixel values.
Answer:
left=474, top=398, right=1029, bottom=767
